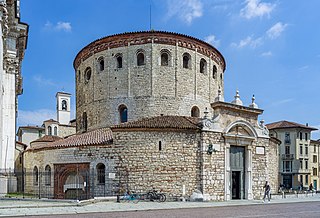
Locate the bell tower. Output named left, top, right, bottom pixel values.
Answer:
left=56, top=92, right=71, bottom=125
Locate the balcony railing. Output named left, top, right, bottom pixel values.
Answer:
left=282, top=154, right=294, bottom=159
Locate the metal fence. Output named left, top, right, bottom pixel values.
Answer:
left=1, top=167, right=126, bottom=201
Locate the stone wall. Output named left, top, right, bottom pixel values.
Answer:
left=75, top=37, right=224, bottom=132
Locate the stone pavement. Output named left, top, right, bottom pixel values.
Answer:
left=0, top=195, right=320, bottom=217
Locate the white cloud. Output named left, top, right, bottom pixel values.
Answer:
left=267, top=22, right=288, bottom=39
left=270, top=98, right=294, bottom=107
left=240, top=0, right=275, bottom=19
left=204, top=35, right=220, bottom=47
left=261, top=51, right=272, bottom=56
left=33, top=75, right=57, bottom=87
left=231, top=36, right=263, bottom=48
left=166, top=0, right=203, bottom=24
left=18, top=109, right=56, bottom=126
left=56, top=22, right=72, bottom=32
left=298, top=65, right=309, bottom=71
left=44, top=21, right=72, bottom=32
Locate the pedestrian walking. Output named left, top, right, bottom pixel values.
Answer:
left=263, top=181, right=271, bottom=203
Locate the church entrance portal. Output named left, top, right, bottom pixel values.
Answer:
left=230, top=146, right=245, bottom=199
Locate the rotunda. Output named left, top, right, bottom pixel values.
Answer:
left=73, top=31, right=226, bottom=132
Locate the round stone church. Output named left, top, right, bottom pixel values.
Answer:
left=24, top=31, right=279, bottom=201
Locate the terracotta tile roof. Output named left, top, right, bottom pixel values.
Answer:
left=27, top=128, right=113, bottom=151
left=266, top=120, right=318, bottom=131
left=18, top=126, right=44, bottom=130
left=43, top=119, right=58, bottom=123
left=31, top=135, right=62, bottom=143
left=111, top=116, right=201, bottom=130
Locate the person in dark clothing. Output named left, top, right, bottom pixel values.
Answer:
left=263, top=181, right=271, bottom=203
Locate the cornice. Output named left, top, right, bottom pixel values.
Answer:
left=73, top=31, right=226, bottom=71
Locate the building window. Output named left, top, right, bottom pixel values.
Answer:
left=300, top=144, right=303, bottom=155
left=305, top=160, right=308, bottom=170
left=300, top=160, right=303, bottom=169
left=213, top=65, right=217, bottom=79
left=98, top=57, right=104, bottom=71
left=83, top=112, right=87, bottom=132
left=313, top=155, right=317, bottom=163
left=314, top=145, right=316, bottom=153
left=220, top=73, right=223, bottom=80
left=299, top=132, right=303, bottom=140
left=199, top=58, right=207, bottom=74
left=160, top=51, right=169, bottom=66
left=48, top=126, right=52, bottom=136
left=45, top=165, right=51, bottom=186
left=191, top=106, right=200, bottom=117
left=305, top=175, right=308, bottom=185
left=119, top=105, right=128, bottom=123
left=137, top=51, right=145, bottom=66
left=285, top=146, right=290, bottom=155
left=313, top=168, right=318, bottom=176
left=85, top=67, right=92, bottom=82
left=54, top=126, right=57, bottom=136
left=285, top=132, right=290, bottom=144
left=283, top=161, right=291, bottom=172
left=300, top=175, right=303, bottom=184
left=159, top=141, right=162, bottom=151
left=305, top=133, right=308, bottom=141
left=305, top=146, right=308, bottom=155
left=182, top=53, right=191, bottom=69
left=33, top=166, right=39, bottom=186
left=78, top=70, right=81, bottom=83
left=116, top=54, right=123, bottom=68
left=62, top=100, right=67, bottom=111
left=96, top=163, right=105, bottom=184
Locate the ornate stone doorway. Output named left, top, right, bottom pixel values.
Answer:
left=230, top=146, right=245, bottom=199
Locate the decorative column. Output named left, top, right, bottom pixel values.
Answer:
left=246, top=146, right=253, bottom=200
left=225, top=143, right=231, bottom=200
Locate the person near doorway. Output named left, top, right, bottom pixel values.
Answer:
left=263, top=181, right=271, bottom=203
left=309, top=183, right=313, bottom=192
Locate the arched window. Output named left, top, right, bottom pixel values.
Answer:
left=54, top=126, right=58, bottom=136
left=83, top=112, right=87, bottom=132
left=62, top=100, right=67, bottom=111
left=33, top=166, right=39, bottom=186
left=48, top=126, right=52, bottom=136
left=119, top=105, right=128, bottom=123
left=45, top=165, right=51, bottom=186
left=191, top=106, right=200, bottom=117
left=137, top=51, right=145, bottom=66
left=85, top=67, right=91, bottom=82
left=161, top=53, right=169, bottom=66
left=200, top=58, right=207, bottom=74
left=96, top=163, right=106, bottom=184
left=213, top=65, right=217, bottom=79
left=183, top=53, right=191, bottom=69
left=98, top=57, right=104, bottom=71
left=116, top=56, right=123, bottom=68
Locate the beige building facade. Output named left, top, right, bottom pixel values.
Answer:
left=267, top=121, right=318, bottom=190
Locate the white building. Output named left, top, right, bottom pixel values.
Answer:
left=0, top=0, right=28, bottom=195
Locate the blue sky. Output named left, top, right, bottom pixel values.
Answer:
left=19, top=0, right=320, bottom=139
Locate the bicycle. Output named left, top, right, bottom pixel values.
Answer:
left=120, top=191, right=140, bottom=204
left=147, top=189, right=166, bottom=202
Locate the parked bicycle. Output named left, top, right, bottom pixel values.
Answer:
left=146, top=189, right=166, bottom=202
left=120, top=191, right=141, bottom=203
